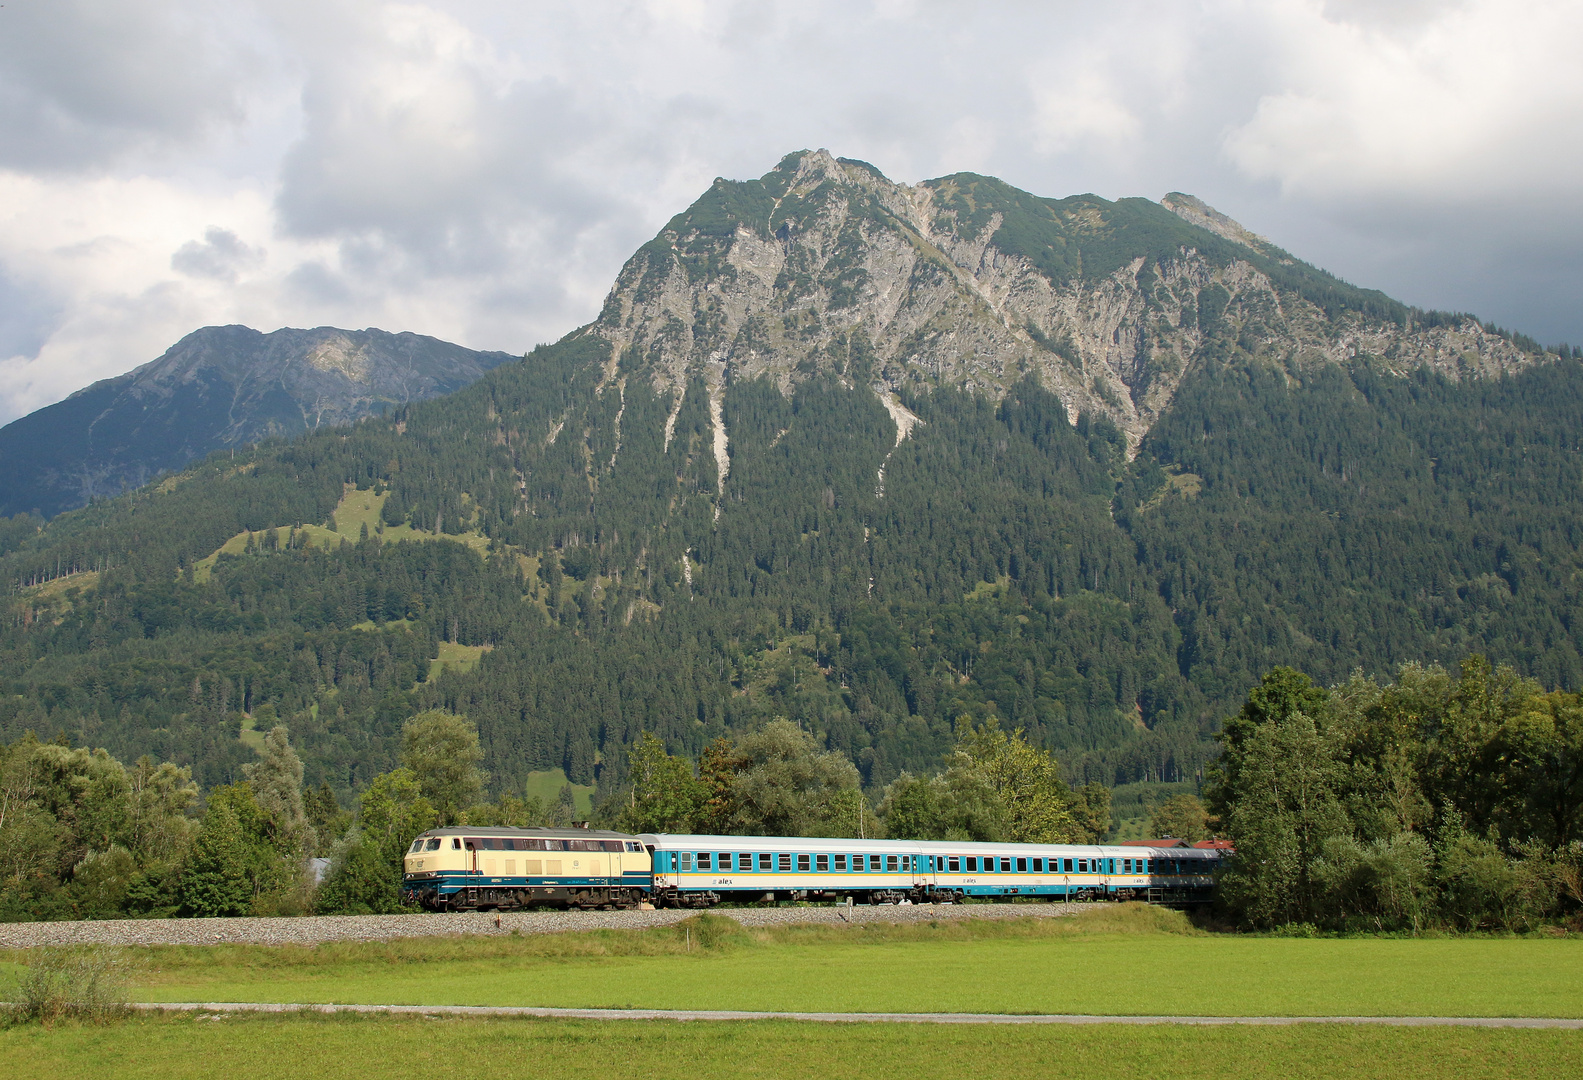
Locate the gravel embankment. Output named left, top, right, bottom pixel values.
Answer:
left=0, top=902, right=1084, bottom=949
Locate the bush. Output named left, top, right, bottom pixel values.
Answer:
left=671, top=912, right=750, bottom=950
left=1312, top=832, right=1435, bottom=931
left=5, top=947, right=132, bottom=1025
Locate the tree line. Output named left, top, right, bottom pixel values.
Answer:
left=1209, top=657, right=1583, bottom=931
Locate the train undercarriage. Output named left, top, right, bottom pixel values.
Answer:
left=422, top=885, right=646, bottom=912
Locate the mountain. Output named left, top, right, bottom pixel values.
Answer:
left=592, top=150, right=1530, bottom=449
left=1, top=149, right=1578, bottom=813
left=0, top=325, right=518, bottom=517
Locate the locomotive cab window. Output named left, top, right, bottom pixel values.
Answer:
left=409, top=840, right=423, bottom=853
left=452, top=838, right=462, bottom=850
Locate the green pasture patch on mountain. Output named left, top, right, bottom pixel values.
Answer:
left=327, top=487, right=489, bottom=552
left=427, top=641, right=491, bottom=681
left=118, top=909, right=1583, bottom=1019
left=521, top=768, right=595, bottom=815
left=190, top=487, right=491, bottom=583
left=190, top=525, right=342, bottom=583
left=237, top=713, right=266, bottom=752
left=3, top=1012, right=1577, bottom=1080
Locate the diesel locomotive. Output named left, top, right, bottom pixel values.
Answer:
left=400, top=826, right=1220, bottom=910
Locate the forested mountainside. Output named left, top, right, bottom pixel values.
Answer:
left=0, top=325, right=516, bottom=518
left=0, top=149, right=1578, bottom=812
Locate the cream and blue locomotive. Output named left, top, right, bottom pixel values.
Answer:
left=402, top=826, right=1219, bottom=911
left=400, top=827, right=651, bottom=910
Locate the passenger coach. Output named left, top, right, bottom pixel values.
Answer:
left=644, top=834, right=1217, bottom=907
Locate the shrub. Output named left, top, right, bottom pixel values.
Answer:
left=6, top=946, right=132, bottom=1025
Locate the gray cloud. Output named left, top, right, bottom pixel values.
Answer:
left=171, top=228, right=265, bottom=282
left=0, top=0, right=262, bottom=169
left=2, top=0, right=1581, bottom=425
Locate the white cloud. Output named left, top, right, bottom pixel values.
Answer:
left=1225, top=1, right=1583, bottom=204
left=0, top=0, right=1581, bottom=425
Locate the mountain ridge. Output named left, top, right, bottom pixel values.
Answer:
left=0, top=324, right=517, bottom=517
left=0, top=149, right=1579, bottom=811
left=588, top=149, right=1536, bottom=457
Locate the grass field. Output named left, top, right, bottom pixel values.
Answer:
left=1, top=1012, right=1577, bottom=1080
left=19, top=906, right=1576, bottom=1019
left=4, top=909, right=1580, bottom=1079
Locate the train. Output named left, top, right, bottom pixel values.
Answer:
left=399, top=826, right=1221, bottom=910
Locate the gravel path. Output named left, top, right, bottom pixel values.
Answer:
left=0, top=901, right=1085, bottom=949
left=136, top=1003, right=1583, bottom=1028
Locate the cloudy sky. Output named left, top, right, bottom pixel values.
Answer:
left=0, top=0, right=1578, bottom=423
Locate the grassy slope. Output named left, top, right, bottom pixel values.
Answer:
left=3, top=1013, right=1578, bottom=1080
left=87, top=908, right=1583, bottom=1018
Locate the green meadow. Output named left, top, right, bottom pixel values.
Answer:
left=6, top=905, right=1575, bottom=1019
left=1, top=1012, right=1578, bottom=1080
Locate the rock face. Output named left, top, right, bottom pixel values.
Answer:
left=0, top=325, right=516, bottom=517
left=592, top=150, right=1535, bottom=454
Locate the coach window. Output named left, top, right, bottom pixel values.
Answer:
left=1016, top=858, right=1027, bottom=873
left=698, top=853, right=712, bottom=871
left=816, top=854, right=829, bottom=872
left=1123, top=858, right=1132, bottom=873
left=834, top=854, right=847, bottom=871
left=965, top=857, right=977, bottom=872
left=681, top=852, right=694, bottom=872
left=884, top=855, right=896, bottom=872
left=1077, top=859, right=1087, bottom=873
left=947, top=857, right=960, bottom=872
left=797, top=854, right=811, bottom=872
left=717, top=853, right=732, bottom=870
left=757, top=854, right=770, bottom=871
left=778, top=853, right=792, bottom=871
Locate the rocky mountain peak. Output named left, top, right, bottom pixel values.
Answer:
left=588, top=152, right=1539, bottom=455
left=1160, top=192, right=1272, bottom=255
